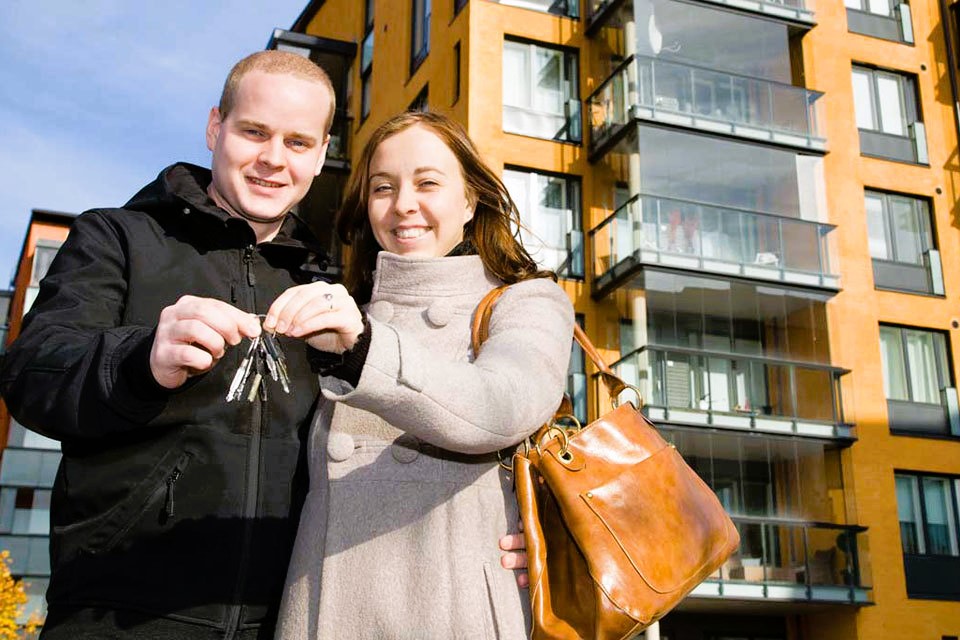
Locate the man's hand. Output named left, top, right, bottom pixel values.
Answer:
left=150, top=295, right=262, bottom=389
left=500, top=529, right=529, bottom=588
left=264, top=283, right=364, bottom=353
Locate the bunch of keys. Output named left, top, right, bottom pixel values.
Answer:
left=226, top=328, right=291, bottom=402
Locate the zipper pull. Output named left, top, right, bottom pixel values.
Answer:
left=164, top=468, right=182, bottom=518
left=244, top=246, right=256, bottom=286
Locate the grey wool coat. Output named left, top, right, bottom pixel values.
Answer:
left=276, top=252, right=574, bottom=639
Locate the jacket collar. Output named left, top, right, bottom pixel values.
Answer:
left=125, top=162, right=328, bottom=264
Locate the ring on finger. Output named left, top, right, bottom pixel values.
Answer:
left=323, top=292, right=334, bottom=311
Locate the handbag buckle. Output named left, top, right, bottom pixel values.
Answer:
left=611, top=384, right=644, bottom=411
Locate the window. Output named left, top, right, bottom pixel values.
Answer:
left=24, top=241, right=62, bottom=317
left=452, top=41, right=461, bottom=105
left=845, top=0, right=914, bottom=43
left=494, top=0, right=580, bottom=18
left=361, top=0, right=374, bottom=121
left=896, top=474, right=959, bottom=556
left=865, top=191, right=941, bottom=294
left=880, top=325, right=959, bottom=435
left=852, top=65, right=926, bottom=163
left=568, top=316, right=587, bottom=424
left=409, top=85, right=428, bottom=112
left=502, top=40, right=581, bottom=143
left=895, top=473, right=960, bottom=599
left=502, top=167, right=583, bottom=278
left=411, top=0, right=431, bottom=75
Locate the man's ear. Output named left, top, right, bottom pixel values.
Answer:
left=314, top=134, right=331, bottom=176
left=205, top=107, right=223, bottom=152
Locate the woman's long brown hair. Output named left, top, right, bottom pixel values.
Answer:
left=337, top=111, right=554, bottom=302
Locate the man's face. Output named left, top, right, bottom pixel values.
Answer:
left=206, top=70, right=331, bottom=235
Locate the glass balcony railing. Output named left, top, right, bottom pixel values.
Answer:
left=495, top=0, right=580, bottom=18
left=859, top=121, right=928, bottom=165
left=588, top=55, right=825, bottom=154
left=591, top=194, right=839, bottom=295
left=694, top=516, right=872, bottom=604
left=586, top=0, right=814, bottom=37
left=326, top=110, right=353, bottom=164
left=615, top=345, right=853, bottom=439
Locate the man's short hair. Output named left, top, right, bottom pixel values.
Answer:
left=219, top=50, right=337, bottom=134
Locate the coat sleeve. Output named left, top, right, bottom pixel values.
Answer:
left=0, top=211, right=171, bottom=441
left=320, top=278, right=575, bottom=454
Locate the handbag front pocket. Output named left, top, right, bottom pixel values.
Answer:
left=54, top=449, right=193, bottom=557
left=580, top=444, right=735, bottom=598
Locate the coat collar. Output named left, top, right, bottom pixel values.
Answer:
left=370, top=252, right=500, bottom=298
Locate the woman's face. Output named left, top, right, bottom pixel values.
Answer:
left=366, top=124, right=475, bottom=258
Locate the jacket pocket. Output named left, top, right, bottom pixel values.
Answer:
left=53, top=449, right=193, bottom=557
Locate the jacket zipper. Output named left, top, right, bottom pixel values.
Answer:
left=163, top=467, right=182, bottom=518
left=225, top=244, right=264, bottom=638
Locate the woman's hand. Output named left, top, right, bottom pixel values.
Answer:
left=264, top=283, right=364, bottom=353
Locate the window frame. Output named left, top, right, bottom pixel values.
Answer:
left=895, top=471, right=960, bottom=558
left=502, top=165, right=584, bottom=279
left=360, top=0, right=375, bottom=122
left=410, top=0, right=432, bottom=76
left=501, top=38, right=582, bottom=143
left=851, top=64, right=926, bottom=163
left=865, top=190, right=934, bottom=266
left=879, top=325, right=951, bottom=405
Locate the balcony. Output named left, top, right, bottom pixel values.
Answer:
left=267, top=29, right=356, bottom=168
left=888, top=388, right=960, bottom=437
left=615, top=345, right=853, bottom=439
left=591, top=194, right=838, bottom=297
left=588, top=55, right=825, bottom=159
left=859, top=122, right=928, bottom=165
left=693, top=517, right=872, bottom=605
left=586, top=0, right=814, bottom=33
left=326, top=109, right=353, bottom=170
left=493, top=0, right=580, bottom=18
left=873, top=249, right=944, bottom=296
left=846, top=3, right=914, bottom=43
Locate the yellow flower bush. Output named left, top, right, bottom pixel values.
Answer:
left=0, top=551, right=41, bottom=639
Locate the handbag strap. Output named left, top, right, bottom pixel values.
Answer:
left=471, top=285, right=632, bottom=402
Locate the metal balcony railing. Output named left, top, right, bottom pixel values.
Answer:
left=590, top=193, right=839, bottom=294
left=587, top=55, right=825, bottom=154
left=614, top=345, right=852, bottom=438
left=695, top=516, right=871, bottom=604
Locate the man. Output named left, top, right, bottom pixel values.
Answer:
left=0, top=51, right=337, bottom=639
left=1, top=50, right=528, bottom=639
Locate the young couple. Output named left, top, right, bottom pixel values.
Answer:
left=0, top=50, right=572, bottom=639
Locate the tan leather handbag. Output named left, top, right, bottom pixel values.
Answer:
left=473, top=286, right=740, bottom=640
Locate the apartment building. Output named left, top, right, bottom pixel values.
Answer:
left=284, top=0, right=960, bottom=638
left=0, top=209, right=74, bottom=623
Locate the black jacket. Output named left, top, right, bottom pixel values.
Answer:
left=0, top=164, right=327, bottom=634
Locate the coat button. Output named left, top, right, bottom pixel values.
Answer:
left=425, top=302, right=453, bottom=327
left=327, top=432, right=356, bottom=462
left=391, top=434, right=420, bottom=463
left=368, top=300, right=394, bottom=323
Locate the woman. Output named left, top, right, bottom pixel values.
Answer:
left=270, top=112, right=574, bottom=639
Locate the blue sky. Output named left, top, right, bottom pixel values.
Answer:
left=0, top=0, right=310, bottom=285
